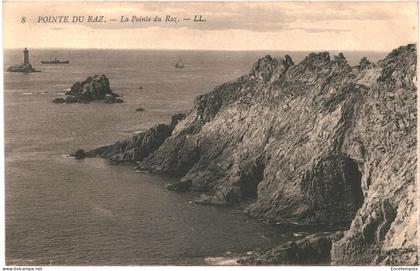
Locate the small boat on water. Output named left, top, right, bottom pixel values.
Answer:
left=41, top=58, right=70, bottom=64
left=175, top=58, right=184, bottom=68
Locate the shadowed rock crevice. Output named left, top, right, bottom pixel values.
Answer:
left=299, top=155, right=364, bottom=227
left=344, top=158, right=364, bottom=208
left=239, top=157, right=265, bottom=199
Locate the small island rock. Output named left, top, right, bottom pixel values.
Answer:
left=7, top=48, right=40, bottom=73
left=52, top=75, right=123, bottom=104
left=7, top=63, right=39, bottom=73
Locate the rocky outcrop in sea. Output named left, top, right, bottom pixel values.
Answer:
left=7, top=63, right=39, bottom=73
left=84, top=44, right=417, bottom=265
left=53, top=75, right=123, bottom=103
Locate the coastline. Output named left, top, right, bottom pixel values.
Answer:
left=80, top=44, right=418, bottom=265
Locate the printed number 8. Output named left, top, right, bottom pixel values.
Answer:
left=21, top=17, right=26, bottom=23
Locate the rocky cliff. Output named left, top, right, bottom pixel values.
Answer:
left=86, top=113, right=186, bottom=162
left=86, top=44, right=417, bottom=265
left=53, top=74, right=123, bottom=103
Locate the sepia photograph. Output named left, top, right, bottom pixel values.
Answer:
left=1, top=0, right=419, bottom=268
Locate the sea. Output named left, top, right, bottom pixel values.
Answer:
left=3, top=49, right=387, bottom=265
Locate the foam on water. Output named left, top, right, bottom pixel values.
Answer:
left=204, top=257, right=240, bottom=266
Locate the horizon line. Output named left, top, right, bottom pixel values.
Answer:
left=3, top=47, right=393, bottom=53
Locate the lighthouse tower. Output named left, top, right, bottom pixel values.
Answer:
left=23, top=48, right=29, bottom=65
left=7, top=47, right=37, bottom=72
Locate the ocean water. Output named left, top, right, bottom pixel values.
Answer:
left=4, top=49, right=387, bottom=265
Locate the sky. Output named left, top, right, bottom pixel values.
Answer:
left=3, top=1, right=418, bottom=51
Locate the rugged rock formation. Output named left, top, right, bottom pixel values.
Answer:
left=86, top=44, right=417, bottom=265
left=87, top=113, right=186, bottom=163
left=7, top=63, right=39, bottom=73
left=358, top=57, right=375, bottom=70
left=104, top=94, right=124, bottom=104
left=238, top=231, right=344, bottom=265
left=53, top=75, right=123, bottom=103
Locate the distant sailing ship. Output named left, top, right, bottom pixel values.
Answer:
left=41, top=58, right=70, bottom=64
left=175, top=58, right=184, bottom=68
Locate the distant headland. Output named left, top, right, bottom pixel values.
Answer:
left=7, top=48, right=40, bottom=73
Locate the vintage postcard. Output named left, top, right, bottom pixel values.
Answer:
left=1, top=0, right=418, bottom=268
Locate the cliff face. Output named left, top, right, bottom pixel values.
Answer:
left=88, top=44, right=417, bottom=265
left=87, top=113, right=186, bottom=162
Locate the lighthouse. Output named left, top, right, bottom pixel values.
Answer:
left=23, top=48, right=29, bottom=65
left=6, top=47, right=38, bottom=72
